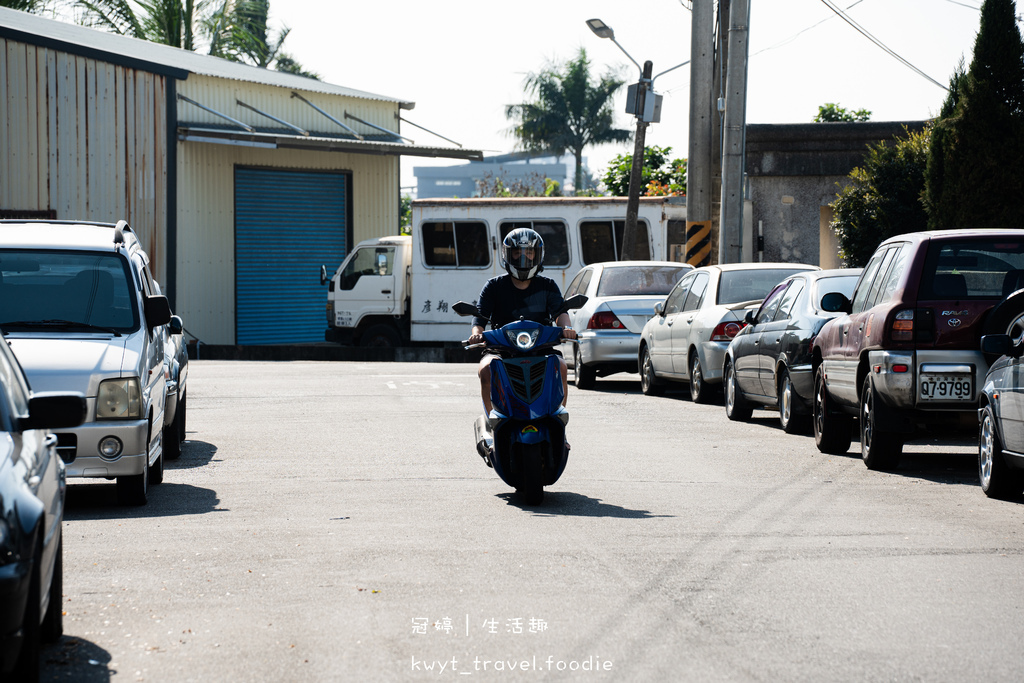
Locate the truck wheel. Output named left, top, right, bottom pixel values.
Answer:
left=813, top=367, right=852, bottom=454
left=860, top=375, right=902, bottom=471
left=359, top=324, right=401, bottom=348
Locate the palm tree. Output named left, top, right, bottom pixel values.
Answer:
left=506, top=48, right=631, bottom=194
left=0, top=0, right=54, bottom=12
left=70, top=0, right=318, bottom=78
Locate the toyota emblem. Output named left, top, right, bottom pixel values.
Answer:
left=948, top=318, right=962, bottom=327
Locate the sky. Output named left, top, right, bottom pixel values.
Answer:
left=275, top=0, right=1011, bottom=194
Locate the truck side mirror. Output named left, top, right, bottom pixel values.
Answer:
left=320, top=265, right=328, bottom=286
left=376, top=253, right=388, bottom=276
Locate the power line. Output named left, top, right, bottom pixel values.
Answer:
left=819, top=0, right=949, bottom=90
left=753, top=0, right=864, bottom=56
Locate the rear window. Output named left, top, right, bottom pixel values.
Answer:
left=717, top=268, right=811, bottom=305
left=499, top=221, right=569, bottom=268
left=422, top=221, right=489, bottom=267
left=0, top=250, right=138, bottom=331
left=579, top=220, right=650, bottom=263
left=919, top=238, right=1024, bottom=299
left=596, top=265, right=690, bottom=297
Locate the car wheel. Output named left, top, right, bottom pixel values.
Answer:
left=813, top=366, right=852, bottom=454
left=177, top=392, right=187, bottom=442
left=118, top=453, right=149, bottom=506
left=574, top=344, right=596, bottom=390
left=359, top=324, right=401, bottom=348
left=148, top=445, right=164, bottom=485
left=164, top=399, right=183, bottom=461
left=689, top=354, right=713, bottom=404
left=979, top=405, right=1024, bottom=499
left=724, top=360, right=753, bottom=421
left=779, top=369, right=810, bottom=434
left=639, top=346, right=665, bottom=396
left=41, top=528, right=63, bottom=644
left=860, top=375, right=902, bottom=471
left=11, top=537, right=42, bottom=681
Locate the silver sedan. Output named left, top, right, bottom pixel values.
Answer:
left=638, top=262, right=819, bottom=402
left=561, top=261, right=693, bottom=389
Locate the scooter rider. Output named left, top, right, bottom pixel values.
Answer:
left=469, top=228, right=577, bottom=415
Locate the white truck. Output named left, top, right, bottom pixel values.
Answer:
left=323, top=196, right=690, bottom=346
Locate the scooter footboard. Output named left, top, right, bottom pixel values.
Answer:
left=492, top=419, right=568, bottom=487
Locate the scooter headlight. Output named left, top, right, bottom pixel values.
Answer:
left=506, top=329, right=540, bottom=350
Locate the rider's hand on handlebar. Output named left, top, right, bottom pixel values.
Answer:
left=469, top=332, right=484, bottom=345
left=561, top=327, right=577, bottom=341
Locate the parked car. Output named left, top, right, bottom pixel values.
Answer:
left=0, top=220, right=173, bottom=505
left=723, top=268, right=862, bottom=432
left=0, top=334, right=84, bottom=682
left=561, top=261, right=693, bottom=388
left=812, top=229, right=1024, bottom=470
left=978, top=320, right=1024, bottom=499
left=153, top=281, right=188, bottom=460
left=638, top=263, right=820, bottom=402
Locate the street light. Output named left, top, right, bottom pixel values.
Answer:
left=586, top=18, right=688, bottom=260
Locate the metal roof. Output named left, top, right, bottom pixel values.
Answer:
left=0, top=7, right=414, bottom=109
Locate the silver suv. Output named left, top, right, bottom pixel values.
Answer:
left=0, top=220, right=172, bottom=505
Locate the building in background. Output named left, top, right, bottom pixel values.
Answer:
left=0, top=7, right=480, bottom=345
left=414, top=152, right=588, bottom=198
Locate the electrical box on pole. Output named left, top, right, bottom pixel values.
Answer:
left=625, top=82, right=663, bottom=123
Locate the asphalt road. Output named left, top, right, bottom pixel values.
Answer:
left=42, top=361, right=1024, bottom=682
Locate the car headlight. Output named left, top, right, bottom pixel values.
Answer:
left=505, top=328, right=540, bottom=351
left=97, top=378, right=142, bottom=419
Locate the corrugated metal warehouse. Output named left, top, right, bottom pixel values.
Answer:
left=0, top=7, right=481, bottom=345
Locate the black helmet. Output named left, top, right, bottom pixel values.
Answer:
left=501, top=228, right=544, bottom=280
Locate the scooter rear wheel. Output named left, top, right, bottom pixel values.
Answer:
left=520, top=445, right=544, bottom=505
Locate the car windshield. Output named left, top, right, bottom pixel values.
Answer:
left=717, top=268, right=811, bottom=305
left=596, top=265, right=690, bottom=297
left=813, top=275, right=860, bottom=311
left=0, top=250, right=137, bottom=332
left=919, top=238, right=1024, bottom=299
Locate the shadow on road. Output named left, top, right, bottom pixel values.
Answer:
left=498, top=490, right=672, bottom=518
left=42, top=636, right=113, bottom=682
left=167, top=438, right=218, bottom=470
left=64, top=482, right=225, bottom=520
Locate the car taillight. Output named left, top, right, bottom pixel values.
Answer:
left=711, top=321, right=745, bottom=341
left=891, top=309, right=914, bottom=342
left=587, top=311, right=626, bottom=330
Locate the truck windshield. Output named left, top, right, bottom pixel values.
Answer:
left=340, top=247, right=395, bottom=290
left=0, top=250, right=138, bottom=332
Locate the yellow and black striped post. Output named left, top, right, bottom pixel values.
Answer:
left=685, top=220, right=712, bottom=267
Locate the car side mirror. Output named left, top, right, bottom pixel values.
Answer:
left=744, top=309, right=757, bottom=325
left=654, top=302, right=664, bottom=317
left=981, top=333, right=1024, bottom=358
left=452, top=301, right=480, bottom=317
left=22, top=393, right=86, bottom=431
left=144, top=295, right=172, bottom=328
left=820, top=292, right=852, bottom=314
left=320, top=265, right=328, bottom=286
left=557, top=294, right=588, bottom=316
left=168, top=314, right=183, bottom=335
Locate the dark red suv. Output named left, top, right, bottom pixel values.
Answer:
left=811, top=230, right=1024, bottom=469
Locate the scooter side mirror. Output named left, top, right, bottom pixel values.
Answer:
left=555, top=294, right=588, bottom=317
left=452, top=301, right=480, bottom=317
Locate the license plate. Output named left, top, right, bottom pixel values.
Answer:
left=918, top=373, right=973, bottom=401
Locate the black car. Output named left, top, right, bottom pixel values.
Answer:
left=723, top=269, right=862, bottom=432
left=0, top=336, right=84, bottom=682
left=978, top=320, right=1024, bottom=500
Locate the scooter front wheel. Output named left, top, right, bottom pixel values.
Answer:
left=519, top=444, right=545, bottom=505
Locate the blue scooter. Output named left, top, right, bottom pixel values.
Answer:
left=453, top=295, right=587, bottom=505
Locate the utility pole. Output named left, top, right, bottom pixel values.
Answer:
left=622, top=60, right=653, bottom=261
left=718, top=0, right=750, bottom=265
left=686, top=0, right=715, bottom=267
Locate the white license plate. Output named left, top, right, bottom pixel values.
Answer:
left=918, top=374, right=973, bottom=401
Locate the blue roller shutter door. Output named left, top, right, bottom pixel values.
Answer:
left=235, top=168, right=349, bottom=343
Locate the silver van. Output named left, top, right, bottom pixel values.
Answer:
left=0, top=220, right=172, bottom=505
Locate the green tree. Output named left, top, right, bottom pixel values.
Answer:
left=601, top=145, right=686, bottom=197
left=399, top=194, right=411, bottom=235
left=506, top=48, right=631, bottom=195
left=0, top=0, right=53, bottom=12
left=476, top=171, right=562, bottom=198
left=830, top=128, right=930, bottom=267
left=924, top=0, right=1024, bottom=228
left=70, top=0, right=318, bottom=77
left=814, top=103, right=871, bottom=122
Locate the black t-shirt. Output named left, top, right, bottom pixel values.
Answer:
left=472, top=275, right=565, bottom=330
